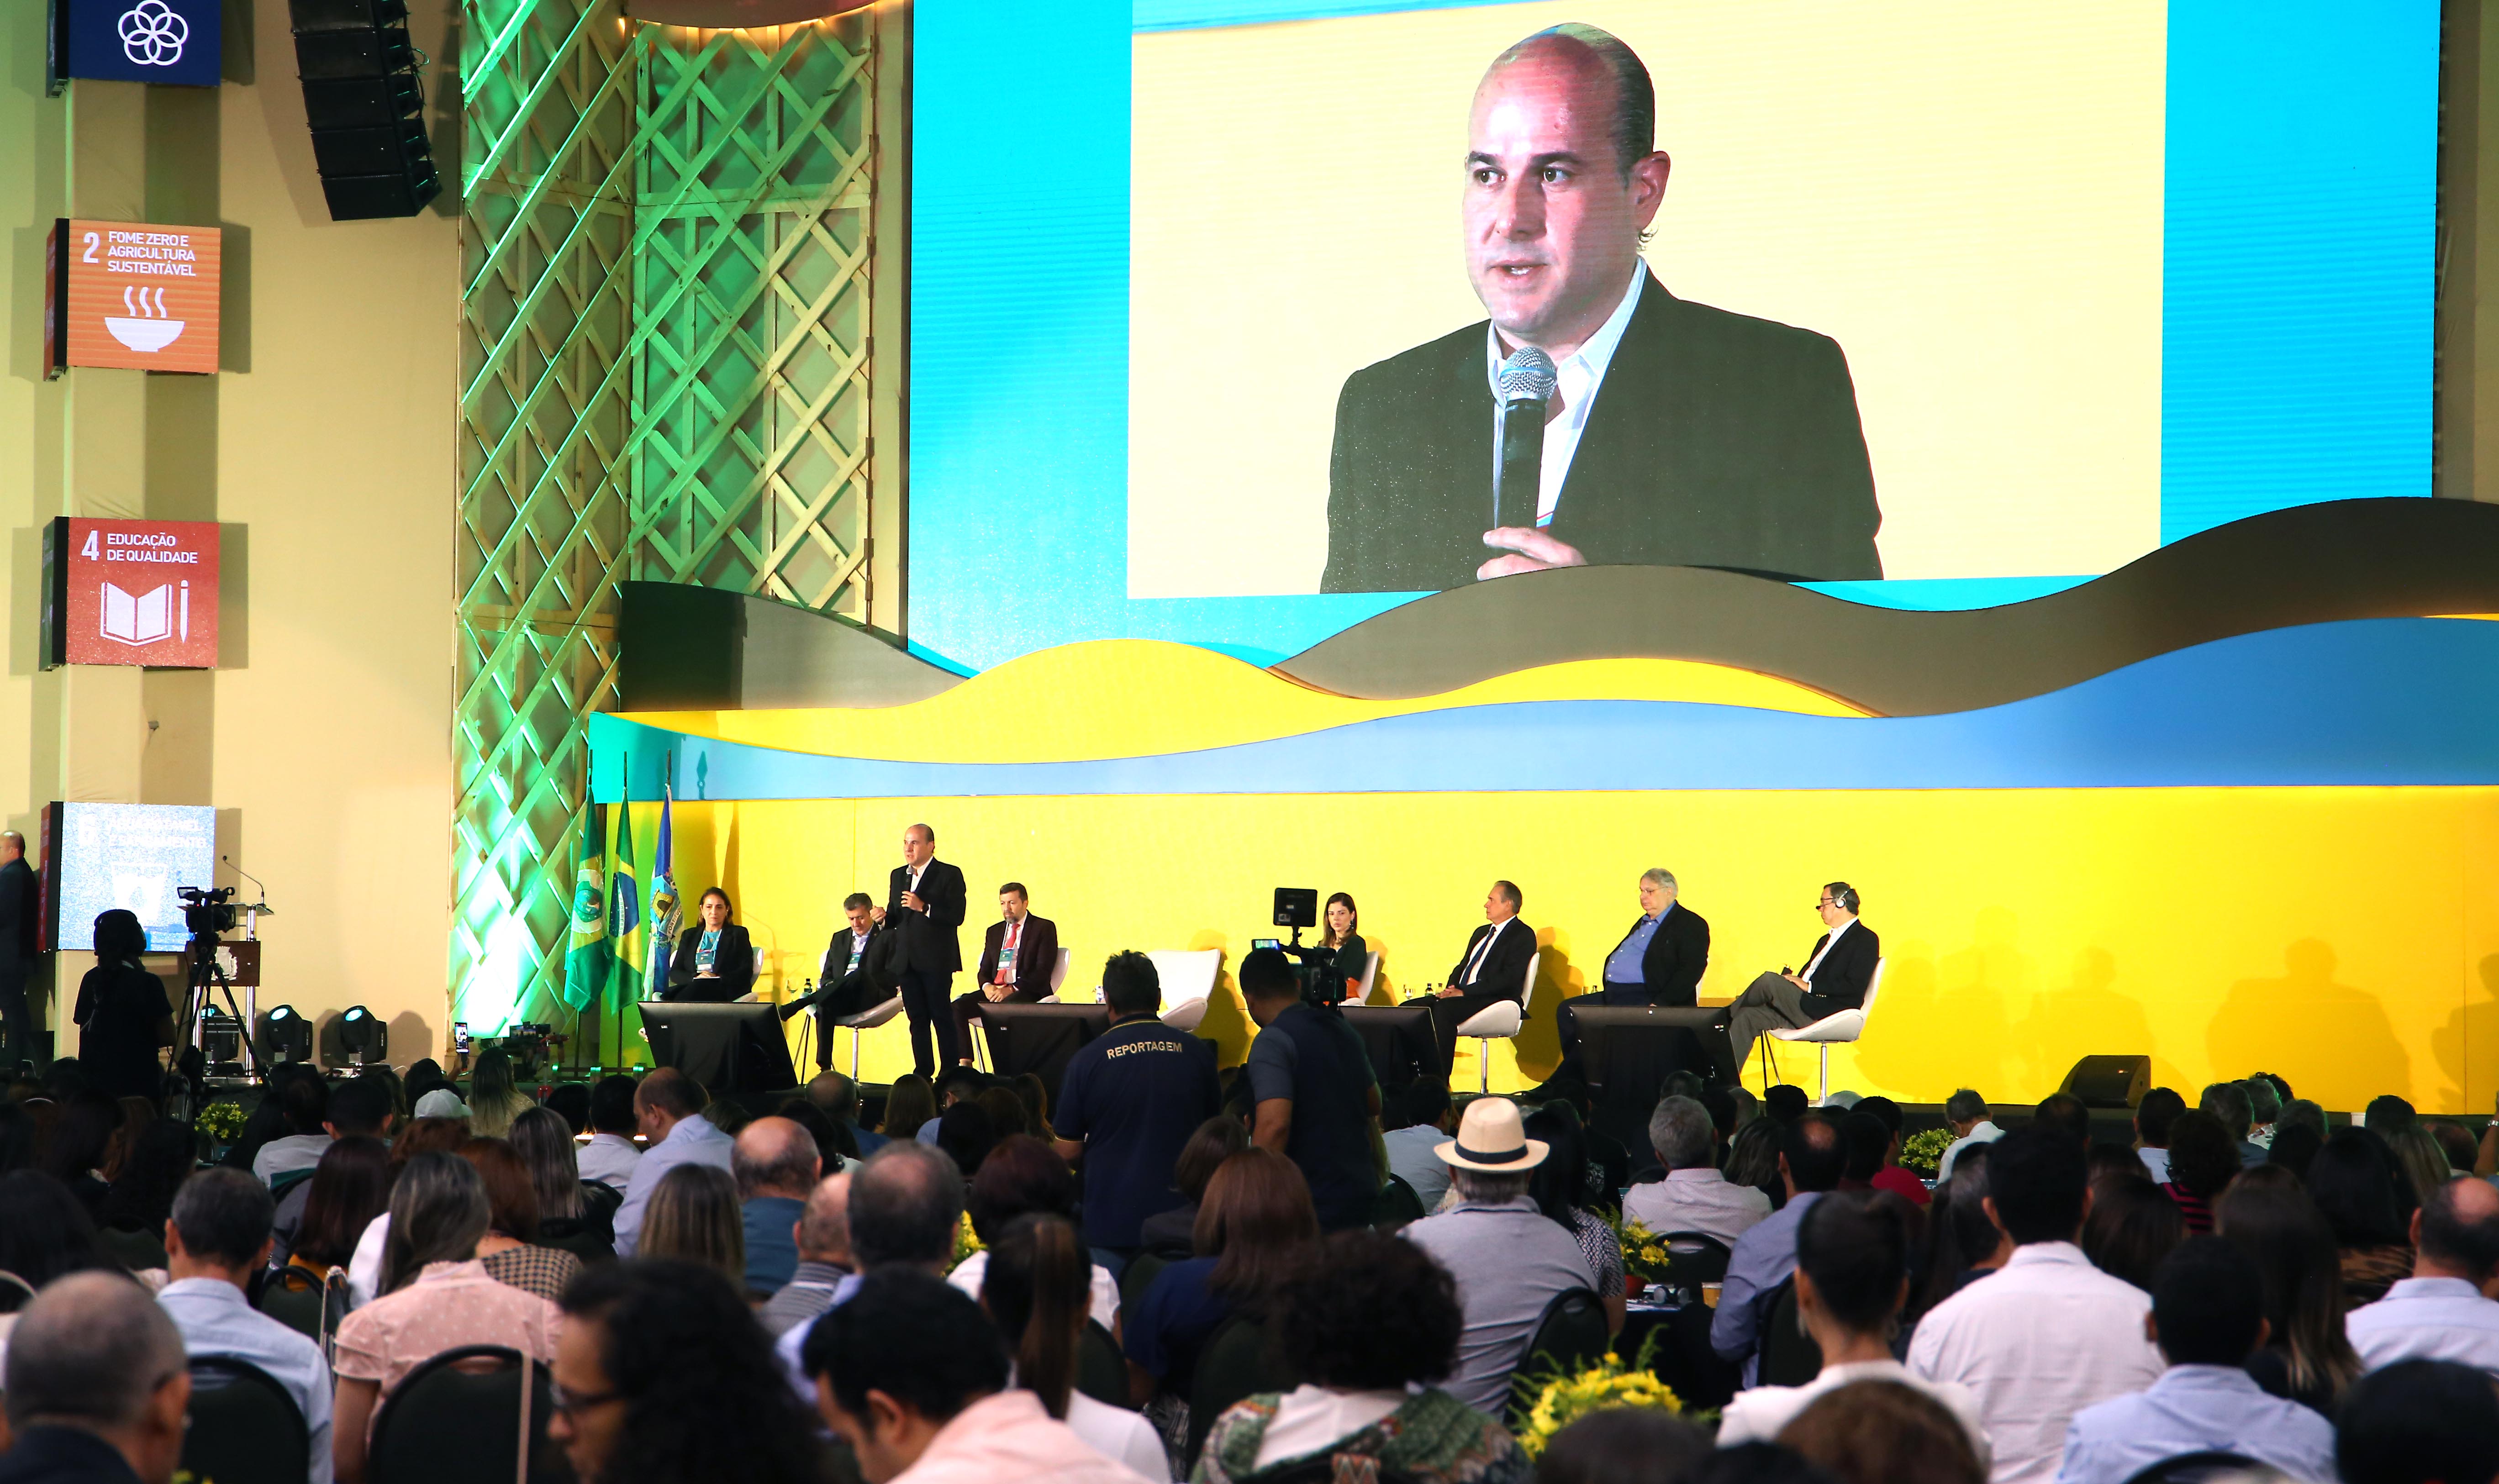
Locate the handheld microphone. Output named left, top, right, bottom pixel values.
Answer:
left=1493, top=347, right=1557, bottom=531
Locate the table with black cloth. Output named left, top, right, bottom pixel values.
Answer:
left=1617, top=1300, right=1742, bottom=1412
left=975, top=1001, right=1111, bottom=1105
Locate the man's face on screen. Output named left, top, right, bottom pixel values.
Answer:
left=1464, top=45, right=1663, bottom=354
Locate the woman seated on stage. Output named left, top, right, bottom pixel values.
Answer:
left=666, top=888, right=755, bottom=1002
left=1284, top=893, right=1370, bottom=1004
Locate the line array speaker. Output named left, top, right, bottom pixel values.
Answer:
left=287, top=0, right=441, bottom=220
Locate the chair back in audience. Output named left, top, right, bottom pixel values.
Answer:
left=1120, top=1252, right=1169, bottom=1315
left=1657, top=1232, right=1732, bottom=1301
left=1374, top=1174, right=1427, bottom=1231
left=97, top=1225, right=169, bottom=1272
left=183, top=1356, right=310, bottom=1484
left=1510, top=1288, right=1608, bottom=1420
left=0, top=1270, right=34, bottom=1315
left=257, top=1263, right=351, bottom=1358
left=2117, top=1452, right=2274, bottom=1484
left=269, top=1167, right=318, bottom=1202
left=368, top=1344, right=564, bottom=1484
left=1187, top=1316, right=1298, bottom=1465
left=1076, top=1319, right=1132, bottom=1410
left=1756, top=1278, right=1822, bottom=1386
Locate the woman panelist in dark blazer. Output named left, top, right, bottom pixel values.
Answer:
left=666, top=888, right=755, bottom=1002
left=1286, top=892, right=1371, bottom=1005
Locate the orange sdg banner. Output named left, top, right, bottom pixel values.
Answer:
left=45, top=218, right=221, bottom=375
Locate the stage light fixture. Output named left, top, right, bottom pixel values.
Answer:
left=339, top=1005, right=388, bottom=1067
left=256, top=1004, right=313, bottom=1065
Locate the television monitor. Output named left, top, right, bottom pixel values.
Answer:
left=41, top=800, right=215, bottom=952
left=638, top=1003, right=800, bottom=1094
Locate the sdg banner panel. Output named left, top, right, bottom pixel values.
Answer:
left=41, top=802, right=216, bottom=953
left=908, top=0, right=2435, bottom=671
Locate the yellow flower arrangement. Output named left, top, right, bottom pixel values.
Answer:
left=1515, top=1349, right=1682, bottom=1457
left=196, top=1100, right=247, bottom=1142
left=1605, top=1209, right=1674, bottom=1285
left=1900, top=1126, right=1956, bottom=1177
left=949, top=1214, right=985, bottom=1271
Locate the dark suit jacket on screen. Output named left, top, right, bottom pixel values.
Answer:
left=976, top=914, right=1061, bottom=999
left=1607, top=903, right=1711, bottom=1007
left=667, top=922, right=755, bottom=1001
left=1797, top=921, right=1880, bottom=1020
left=886, top=859, right=968, bottom=975
left=1446, top=917, right=1537, bottom=1002
left=1321, top=274, right=1882, bottom=593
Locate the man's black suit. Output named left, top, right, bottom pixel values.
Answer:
left=1553, top=902, right=1713, bottom=1075
left=1426, top=916, right=1538, bottom=1077
left=0, top=855, right=33, bottom=1066
left=887, top=858, right=968, bottom=1075
left=952, top=913, right=1062, bottom=1063
left=1322, top=274, right=1880, bottom=591
left=1722, top=920, right=1883, bottom=1075
left=664, top=922, right=754, bottom=1002
left=787, top=922, right=907, bottom=1069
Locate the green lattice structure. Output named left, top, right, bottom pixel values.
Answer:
left=454, top=4, right=886, bottom=1037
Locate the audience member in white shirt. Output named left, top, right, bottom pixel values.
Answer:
left=2056, top=1237, right=2336, bottom=1484
left=1719, top=1189, right=1988, bottom=1464
left=253, top=1074, right=336, bottom=1185
left=977, top=1213, right=1170, bottom=1480
left=1909, top=1128, right=2163, bottom=1484
left=2132, top=1089, right=2184, bottom=1187
left=1624, top=1095, right=1769, bottom=1250
left=2346, top=1175, right=2499, bottom=1374
left=1935, top=1089, right=2004, bottom=1184
left=575, top=1074, right=645, bottom=1193
left=158, top=1169, right=336, bottom=1484
left=613, top=1069, right=736, bottom=1257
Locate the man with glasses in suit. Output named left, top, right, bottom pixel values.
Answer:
left=1719, top=882, right=1880, bottom=1076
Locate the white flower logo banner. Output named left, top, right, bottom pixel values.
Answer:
left=118, top=0, right=189, bottom=66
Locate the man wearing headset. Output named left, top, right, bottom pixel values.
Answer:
left=1719, top=882, right=1880, bottom=1075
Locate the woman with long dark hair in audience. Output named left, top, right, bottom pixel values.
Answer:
left=96, top=1116, right=195, bottom=1243
left=1138, top=1114, right=1249, bottom=1257
left=71, top=909, right=172, bottom=1101
left=2389, top=1126, right=2453, bottom=1208
left=2079, top=1173, right=2183, bottom=1292
left=2307, top=1126, right=2414, bottom=1303
left=982, top=1212, right=1171, bottom=1480
left=289, top=1135, right=391, bottom=1279
left=511, top=1104, right=616, bottom=1262
left=2158, top=1110, right=2240, bottom=1235
left=39, top=1089, right=124, bottom=1219
left=1725, top=1116, right=1785, bottom=1211
left=636, top=1162, right=745, bottom=1293
left=1197, top=1226, right=1530, bottom=1484
left=330, top=1153, right=563, bottom=1484
left=0, top=1170, right=116, bottom=1302
left=2216, top=1165, right=2361, bottom=1416
left=951, top=1136, right=1118, bottom=1329
left=460, top=1136, right=583, bottom=1302
left=1124, top=1147, right=1320, bottom=1404
left=1911, top=1147, right=2006, bottom=1323
left=1524, top=1105, right=1626, bottom=1335
left=881, top=1074, right=937, bottom=1140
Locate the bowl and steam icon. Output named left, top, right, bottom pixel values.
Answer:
left=105, top=285, right=185, bottom=354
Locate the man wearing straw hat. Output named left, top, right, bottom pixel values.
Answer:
left=1401, top=1097, right=1597, bottom=1414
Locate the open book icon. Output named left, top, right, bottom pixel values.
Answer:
left=100, top=582, right=174, bottom=645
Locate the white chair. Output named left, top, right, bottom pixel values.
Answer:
left=1766, top=958, right=1886, bottom=1102
left=1352, top=950, right=1381, bottom=1004
left=1153, top=949, right=1222, bottom=1033
left=1453, top=948, right=1539, bottom=1093
left=833, top=994, right=904, bottom=1079
left=1050, top=947, right=1071, bottom=996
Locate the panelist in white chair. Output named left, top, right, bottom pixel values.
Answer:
left=781, top=893, right=904, bottom=1070
left=950, top=883, right=1061, bottom=1064
left=1549, top=868, right=1712, bottom=1082
left=1418, top=881, right=1537, bottom=1077
left=1719, top=882, right=1881, bottom=1069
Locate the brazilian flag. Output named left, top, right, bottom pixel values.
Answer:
left=561, top=804, right=609, bottom=1011
left=608, top=802, right=642, bottom=1004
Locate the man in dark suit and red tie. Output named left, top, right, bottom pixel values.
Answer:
left=880, top=822, right=968, bottom=1077
left=1719, top=882, right=1880, bottom=1074
left=951, top=882, right=1060, bottom=1066
left=1421, top=880, right=1537, bottom=1076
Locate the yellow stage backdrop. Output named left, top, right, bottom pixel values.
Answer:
left=601, top=638, right=2499, bottom=1116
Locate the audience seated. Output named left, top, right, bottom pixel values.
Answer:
left=1380, top=1101, right=1458, bottom=1216
left=464, top=1049, right=538, bottom=1140
left=2387, top=1126, right=2453, bottom=1211
left=950, top=1136, right=1118, bottom=1330
left=2131, top=1089, right=2183, bottom=1185
left=1933, top=1091, right=2000, bottom=1184
left=550, top=1258, right=827, bottom=1484
left=2362, top=1095, right=2415, bottom=1141
left=2213, top=1166, right=2360, bottom=1416
left=775, top=1140, right=965, bottom=1395
left=253, top=1076, right=334, bottom=1187
left=1781, top=1382, right=1988, bottom=1484
left=734, top=1116, right=823, bottom=1297
left=1624, top=1095, right=1770, bottom=1248
left=778, top=1099, right=856, bottom=1172
left=2053, top=1236, right=2336, bottom=1484
left=460, top=1136, right=585, bottom=1303
left=980, top=1213, right=1170, bottom=1481
left=1719, top=1191, right=1988, bottom=1463
left=804, top=1268, right=1155, bottom=1483
left=1525, top=1105, right=1628, bottom=1335
left=2076, top=1173, right=2181, bottom=1293
left=933, top=1101, right=1000, bottom=1177
left=343, top=1116, right=472, bottom=1307
left=278, top=1136, right=391, bottom=1281
left=1531, top=1408, right=1708, bottom=1484
left=509, top=1105, right=616, bottom=1263
left=0, top=1169, right=117, bottom=1291
left=2242, top=1077, right=2283, bottom=1151
left=2335, top=1359, right=2499, bottom=1484
left=2197, top=1083, right=2264, bottom=1169
left=329, top=1152, right=563, bottom=1484
left=883, top=1075, right=939, bottom=1142
left=576, top=1075, right=644, bottom=1194
left=1907, top=1127, right=2161, bottom=1484
left=637, top=1161, right=746, bottom=1291
left=156, top=1168, right=336, bottom=1484
left=1726, top=1119, right=1787, bottom=1212
left=613, top=1069, right=733, bottom=1258
left=2156, top=1112, right=2236, bottom=1235
left=1851, top=1098, right=1930, bottom=1207
left=2307, top=1128, right=2416, bottom=1304
left=1713, top=1114, right=1845, bottom=1384
left=1124, top=1147, right=1318, bottom=1404
left=1197, top=1227, right=1532, bottom=1484
left=809, top=1069, right=888, bottom=1158
left=269, top=1079, right=394, bottom=1262
left=1136, top=1116, right=1250, bottom=1257
left=763, top=1171, right=853, bottom=1338
left=2345, top=1173, right=2499, bottom=1373
left=1914, top=1152, right=2008, bottom=1321
left=98, top=1117, right=195, bottom=1254
left=1763, top=1087, right=1810, bottom=1125
left=2030, top=1095, right=2090, bottom=1147
left=0, top=1272, right=191, bottom=1484
left=1401, top=1099, right=1596, bottom=1415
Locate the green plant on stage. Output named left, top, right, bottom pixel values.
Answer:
left=1900, top=1126, right=1956, bottom=1177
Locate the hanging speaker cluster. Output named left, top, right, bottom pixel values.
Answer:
left=286, top=0, right=441, bottom=220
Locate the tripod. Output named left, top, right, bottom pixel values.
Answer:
left=178, top=935, right=255, bottom=1080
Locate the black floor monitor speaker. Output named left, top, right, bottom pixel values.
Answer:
left=2059, top=1054, right=2153, bottom=1109
left=287, top=0, right=441, bottom=220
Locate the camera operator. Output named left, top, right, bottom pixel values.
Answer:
left=75, top=909, right=175, bottom=1101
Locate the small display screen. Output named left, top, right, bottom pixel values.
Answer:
left=52, top=801, right=215, bottom=952
left=1252, top=938, right=1283, bottom=953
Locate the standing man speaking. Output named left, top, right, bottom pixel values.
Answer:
left=882, top=823, right=967, bottom=1077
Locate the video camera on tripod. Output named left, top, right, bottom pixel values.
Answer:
left=178, top=885, right=239, bottom=938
